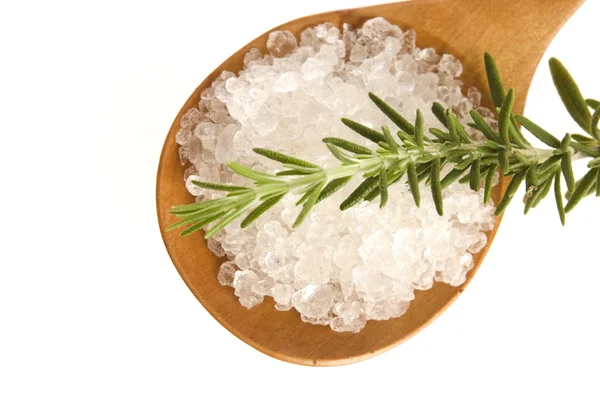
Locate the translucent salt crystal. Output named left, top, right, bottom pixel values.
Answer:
left=178, top=146, right=188, bottom=165
left=180, top=107, right=203, bottom=129
left=360, top=17, right=402, bottom=40
left=342, top=23, right=356, bottom=52
left=399, top=28, right=416, bottom=54
left=217, top=261, right=237, bottom=287
left=292, top=284, right=334, bottom=318
left=294, top=258, right=331, bottom=285
left=266, top=30, right=298, bottom=58
left=415, top=48, right=441, bottom=72
left=243, top=47, right=263, bottom=67
left=272, top=283, right=294, bottom=306
left=301, top=57, right=329, bottom=80
left=364, top=300, right=409, bottom=321
left=233, top=270, right=264, bottom=309
left=251, top=275, right=275, bottom=295
left=467, top=86, right=482, bottom=108
left=330, top=315, right=367, bottom=333
left=438, top=54, right=463, bottom=77
left=251, top=110, right=279, bottom=136
left=207, top=238, right=226, bottom=257
left=333, top=235, right=359, bottom=269
left=185, top=175, right=204, bottom=196
left=273, top=71, right=299, bottom=93
left=175, top=129, right=193, bottom=145
left=333, top=300, right=362, bottom=322
left=225, top=77, right=247, bottom=94
left=468, top=232, right=488, bottom=253
left=183, top=165, right=197, bottom=182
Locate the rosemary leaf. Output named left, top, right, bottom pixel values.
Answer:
left=571, top=133, right=595, bottom=143
left=590, top=105, right=600, bottom=140
left=570, top=141, right=600, bottom=157
left=340, top=176, right=379, bottom=210
left=229, top=162, right=281, bottom=183
left=179, top=210, right=231, bottom=236
left=429, top=128, right=452, bottom=142
left=561, top=152, right=576, bottom=192
left=531, top=178, right=553, bottom=209
left=241, top=194, right=285, bottom=228
left=549, top=58, right=592, bottom=134
left=341, top=118, right=386, bottom=143
left=499, top=89, right=515, bottom=146
left=586, top=98, right=600, bottom=110
left=278, top=170, right=313, bottom=176
left=368, top=92, right=415, bottom=134
left=382, top=125, right=399, bottom=153
left=494, top=191, right=514, bottom=216
left=484, top=167, right=496, bottom=204
left=470, top=109, right=500, bottom=142
left=293, top=181, right=326, bottom=228
left=440, top=167, right=465, bottom=189
left=498, top=149, right=510, bottom=174
left=431, top=158, right=443, bottom=216
left=470, top=158, right=481, bottom=191
left=327, top=143, right=359, bottom=165
left=509, top=115, right=532, bottom=148
left=431, top=102, right=448, bottom=128
left=507, top=170, right=526, bottom=197
left=189, top=181, right=247, bottom=192
left=407, top=163, right=420, bottom=206
left=415, top=109, right=425, bottom=147
left=538, top=154, right=562, bottom=173
left=205, top=203, right=253, bottom=239
left=484, top=52, right=506, bottom=108
left=597, top=168, right=600, bottom=197
left=527, top=163, right=539, bottom=188
left=167, top=208, right=228, bottom=231
left=554, top=171, right=566, bottom=225
left=514, top=115, right=561, bottom=148
left=322, top=137, right=372, bottom=155
left=565, top=168, right=599, bottom=213
left=316, top=176, right=352, bottom=204
left=379, top=168, right=389, bottom=208
left=253, top=148, right=319, bottom=169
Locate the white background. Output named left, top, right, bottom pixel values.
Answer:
left=1, top=0, right=599, bottom=397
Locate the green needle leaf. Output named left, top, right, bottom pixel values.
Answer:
left=368, top=92, right=415, bottom=134
left=407, top=163, right=421, bottom=206
left=514, top=115, right=561, bottom=148
left=494, top=191, right=514, bottom=216
left=484, top=167, right=496, bottom=204
left=322, top=137, right=372, bottom=155
left=590, top=105, right=600, bottom=140
left=560, top=133, right=572, bottom=152
left=526, top=163, right=538, bottom=188
left=241, top=194, right=285, bottom=228
left=341, top=118, right=386, bottom=144
left=441, top=167, right=466, bottom=189
left=293, top=181, right=326, bottom=228
left=554, top=171, right=566, bottom=226
left=316, top=176, right=352, bottom=204
left=229, top=162, right=281, bottom=183
left=379, top=168, right=389, bottom=208
left=597, top=168, right=600, bottom=197
left=549, top=57, right=592, bottom=134
left=470, top=109, right=500, bottom=142
left=470, top=158, right=481, bottom=191
left=586, top=98, right=600, bottom=110
left=569, top=141, right=600, bottom=157
left=253, top=148, right=319, bottom=169
left=561, top=152, right=576, bottom=192
left=565, top=168, right=598, bottom=213
left=499, top=89, right=515, bottom=146
left=190, top=180, right=248, bottom=192
left=538, top=154, right=562, bottom=173
left=431, top=102, right=448, bottom=128
left=276, top=170, right=312, bottom=176
left=340, top=176, right=380, bottom=210
left=205, top=204, right=253, bottom=239
left=498, top=150, right=510, bottom=174
left=382, top=125, right=399, bottom=153
left=326, top=143, right=359, bottom=164
left=179, top=211, right=231, bottom=236
left=531, top=178, right=552, bottom=209
left=484, top=52, right=506, bottom=108
left=415, top=109, right=425, bottom=147
left=431, top=158, right=443, bottom=216
left=506, top=170, right=527, bottom=197
left=429, top=128, right=452, bottom=142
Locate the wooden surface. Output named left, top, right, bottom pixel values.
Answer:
left=156, top=0, right=584, bottom=366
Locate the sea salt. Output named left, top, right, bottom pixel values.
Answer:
left=177, top=17, right=496, bottom=333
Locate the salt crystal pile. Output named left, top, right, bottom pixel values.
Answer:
left=176, top=18, right=496, bottom=333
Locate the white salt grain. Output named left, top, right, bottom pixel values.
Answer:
left=177, top=17, right=496, bottom=333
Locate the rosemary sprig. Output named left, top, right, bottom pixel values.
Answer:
left=169, top=54, right=600, bottom=236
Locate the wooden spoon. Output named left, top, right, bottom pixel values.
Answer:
left=156, top=0, right=585, bottom=366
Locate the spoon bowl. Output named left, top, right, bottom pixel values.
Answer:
left=157, top=0, right=584, bottom=366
